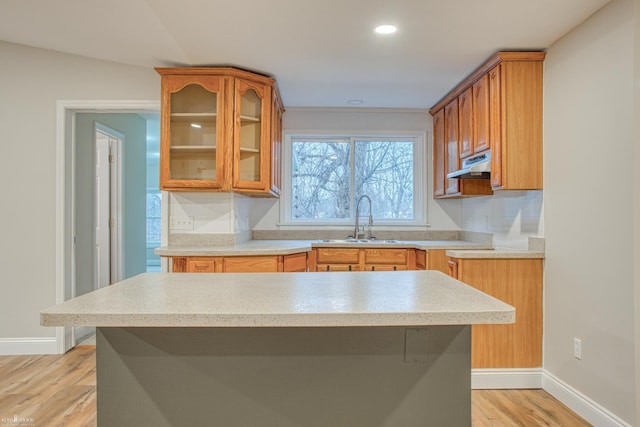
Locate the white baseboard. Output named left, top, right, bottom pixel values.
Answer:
left=472, top=368, right=542, bottom=389
left=542, top=370, right=631, bottom=427
left=0, top=337, right=58, bottom=355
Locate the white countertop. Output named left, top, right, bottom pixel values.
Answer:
left=446, top=248, right=545, bottom=259
left=154, top=239, right=493, bottom=256
left=155, top=240, right=315, bottom=256
left=40, top=271, right=514, bottom=328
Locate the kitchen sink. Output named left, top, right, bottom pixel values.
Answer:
left=316, top=239, right=401, bottom=244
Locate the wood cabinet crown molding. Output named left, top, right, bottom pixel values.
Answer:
left=428, top=51, right=546, bottom=114
left=155, top=67, right=276, bottom=85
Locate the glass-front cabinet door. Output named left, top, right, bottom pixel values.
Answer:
left=160, top=75, right=229, bottom=190
left=233, top=78, right=271, bottom=192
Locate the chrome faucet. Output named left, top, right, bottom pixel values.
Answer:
left=353, top=195, right=373, bottom=240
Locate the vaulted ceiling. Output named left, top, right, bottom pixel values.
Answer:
left=0, top=0, right=610, bottom=108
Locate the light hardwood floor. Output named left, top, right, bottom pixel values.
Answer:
left=0, top=347, right=591, bottom=426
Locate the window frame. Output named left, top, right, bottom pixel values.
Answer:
left=280, top=130, right=426, bottom=226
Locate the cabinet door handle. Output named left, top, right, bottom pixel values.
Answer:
left=349, top=265, right=352, bottom=271
left=326, top=265, right=330, bottom=271
left=371, top=266, right=375, bottom=271
left=393, top=266, right=397, bottom=271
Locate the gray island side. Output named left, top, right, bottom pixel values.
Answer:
left=41, top=271, right=514, bottom=427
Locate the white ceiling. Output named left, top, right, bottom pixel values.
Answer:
left=0, top=0, right=610, bottom=108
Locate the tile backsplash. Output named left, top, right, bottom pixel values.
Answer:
left=460, top=190, right=544, bottom=249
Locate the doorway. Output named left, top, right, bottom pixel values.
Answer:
left=55, top=101, right=163, bottom=353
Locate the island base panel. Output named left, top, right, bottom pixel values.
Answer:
left=97, top=326, right=471, bottom=426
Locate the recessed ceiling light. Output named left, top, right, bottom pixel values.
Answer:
left=347, top=99, right=364, bottom=105
left=375, top=25, right=397, bottom=35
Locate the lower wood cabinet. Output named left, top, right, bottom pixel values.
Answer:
left=415, top=250, right=427, bottom=269
left=426, top=249, right=449, bottom=274
left=414, top=249, right=449, bottom=274
left=169, top=252, right=308, bottom=273
left=222, top=256, right=279, bottom=273
left=282, top=252, right=308, bottom=272
left=309, top=248, right=416, bottom=272
left=448, top=256, right=543, bottom=368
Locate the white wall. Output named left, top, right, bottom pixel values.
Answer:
left=544, top=0, right=637, bottom=424
left=634, top=1, right=640, bottom=424
left=0, top=41, right=158, bottom=344
left=168, top=192, right=252, bottom=235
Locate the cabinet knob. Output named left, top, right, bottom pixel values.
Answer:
left=326, top=265, right=330, bottom=271
left=348, top=265, right=352, bottom=271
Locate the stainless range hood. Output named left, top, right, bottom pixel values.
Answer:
left=447, top=151, right=491, bottom=179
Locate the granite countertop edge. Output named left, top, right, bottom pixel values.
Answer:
left=446, top=248, right=545, bottom=259
left=154, top=239, right=494, bottom=256
left=40, top=271, right=515, bottom=328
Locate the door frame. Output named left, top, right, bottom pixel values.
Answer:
left=55, top=100, right=163, bottom=353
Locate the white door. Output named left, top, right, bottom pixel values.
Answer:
left=95, top=127, right=122, bottom=290
left=95, top=131, right=112, bottom=289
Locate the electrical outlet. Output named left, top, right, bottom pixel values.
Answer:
left=573, top=338, right=582, bottom=360
left=170, top=216, right=194, bottom=230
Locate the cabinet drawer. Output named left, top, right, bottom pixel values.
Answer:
left=186, top=258, right=217, bottom=273
left=283, top=252, right=307, bottom=272
left=223, top=256, right=279, bottom=272
left=316, top=248, right=360, bottom=264
left=365, top=265, right=407, bottom=271
left=316, top=264, right=360, bottom=272
left=363, top=248, right=407, bottom=265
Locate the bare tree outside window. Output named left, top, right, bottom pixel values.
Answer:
left=292, top=139, right=350, bottom=219
left=291, top=137, right=415, bottom=221
left=355, top=140, right=414, bottom=219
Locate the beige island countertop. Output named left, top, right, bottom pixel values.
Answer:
left=40, top=271, right=514, bottom=328
left=42, top=270, right=514, bottom=426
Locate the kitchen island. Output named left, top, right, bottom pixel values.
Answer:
left=41, top=271, right=514, bottom=427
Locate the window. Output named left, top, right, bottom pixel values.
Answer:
left=283, top=134, right=424, bottom=224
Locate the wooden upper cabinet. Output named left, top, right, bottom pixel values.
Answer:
left=429, top=51, right=545, bottom=193
left=156, top=67, right=283, bottom=196
left=159, top=75, right=229, bottom=190
left=270, top=87, right=284, bottom=197
left=473, top=74, right=490, bottom=154
left=433, top=97, right=492, bottom=199
left=458, top=87, right=473, bottom=159
left=432, top=109, right=445, bottom=198
left=492, top=59, right=543, bottom=190
left=444, top=99, right=460, bottom=196
left=233, top=78, right=271, bottom=193
left=488, top=65, right=503, bottom=189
